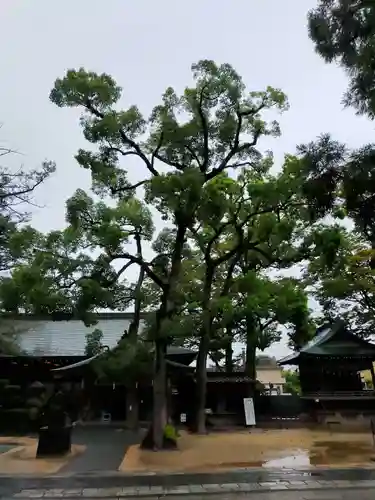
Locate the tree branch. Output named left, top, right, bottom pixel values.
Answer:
left=153, top=152, right=185, bottom=171
left=151, top=132, right=164, bottom=170
left=185, top=144, right=202, bottom=168
left=197, top=85, right=209, bottom=171
left=85, top=99, right=159, bottom=177
left=205, top=103, right=265, bottom=181
left=110, top=179, right=147, bottom=195
left=108, top=251, right=166, bottom=290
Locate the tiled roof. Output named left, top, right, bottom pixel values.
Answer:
left=278, top=321, right=375, bottom=365
left=7, top=317, right=139, bottom=356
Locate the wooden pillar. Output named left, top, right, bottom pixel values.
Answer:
left=166, top=376, right=172, bottom=424
left=217, top=386, right=226, bottom=413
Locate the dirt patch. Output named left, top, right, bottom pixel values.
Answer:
left=0, top=436, right=85, bottom=474
left=119, top=429, right=375, bottom=473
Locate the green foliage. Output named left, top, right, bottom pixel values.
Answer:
left=282, top=369, right=301, bottom=395
left=0, top=321, right=23, bottom=355
left=1, top=57, right=346, bottom=442
left=93, top=335, right=153, bottom=383
left=84, top=328, right=104, bottom=357
left=304, top=1, right=375, bottom=341
left=308, top=0, right=375, bottom=118
left=306, top=227, right=375, bottom=338
left=163, top=423, right=178, bottom=442
left=230, top=274, right=313, bottom=352
left=0, top=146, right=54, bottom=273
left=6, top=60, right=294, bottom=324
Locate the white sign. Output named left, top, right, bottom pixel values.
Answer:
left=243, top=398, right=256, bottom=426
left=180, top=413, right=187, bottom=423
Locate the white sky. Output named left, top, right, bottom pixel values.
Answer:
left=1, top=0, right=373, bottom=360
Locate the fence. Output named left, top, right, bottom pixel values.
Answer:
left=254, top=394, right=303, bottom=420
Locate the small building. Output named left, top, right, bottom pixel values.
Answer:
left=256, top=356, right=287, bottom=395
left=278, top=321, right=375, bottom=426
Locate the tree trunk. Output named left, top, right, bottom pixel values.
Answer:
left=245, top=316, right=257, bottom=396
left=152, top=223, right=187, bottom=449
left=152, top=338, right=167, bottom=449
left=245, top=341, right=256, bottom=381
left=195, top=336, right=209, bottom=434
left=225, top=325, right=233, bottom=373
left=195, top=265, right=214, bottom=434
left=126, top=382, right=139, bottom=430
left=125, top=234, right=144, bottom=431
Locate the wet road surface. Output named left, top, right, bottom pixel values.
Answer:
left=2, top=468, right=375, bottom=498
left=163, top=490, right=375, bottom=500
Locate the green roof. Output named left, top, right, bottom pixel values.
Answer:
left=278, top=321, right=375, bottom=366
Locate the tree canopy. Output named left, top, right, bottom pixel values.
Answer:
left=308, top=0, right=375, bottom=118
left=0, top=57, right=358, bottom=444
left=306, top=1, right=375, bottom=336
left=0, top=141, right=55, bottom=354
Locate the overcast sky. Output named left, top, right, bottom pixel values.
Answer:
left=1, top=0, right=373, bottom=359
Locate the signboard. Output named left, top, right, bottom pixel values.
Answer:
left=243, top=398, right=256, bottom=426
left=101, top=411, right=111, bottom=423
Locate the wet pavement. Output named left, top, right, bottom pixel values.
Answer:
left=228, top=439, right=375, bottom=469
left=60, top=426, right=143, bottom=473
left=2, top=428, right=375, bottom=497
left=7, top=478, right=375, bottom=499
left=124, top=429, right=375, bottom=473
left=2, top=468, right=375, bottom=498
left=146, top=490, right=375, bottom=499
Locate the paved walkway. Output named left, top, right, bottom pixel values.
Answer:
left=127, top=490, right=375, bottom=499
left=2, top=470, right=375, bottom=499
left=9, top=480, right=375, bottom=498
left=61, top=426, right=143, bottom=473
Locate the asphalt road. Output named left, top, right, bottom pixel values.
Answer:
left=163, top=491, right=375, bottom=500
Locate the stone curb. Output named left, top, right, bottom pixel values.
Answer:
left=2, top=464, right=375, bottom=479
left=12, top=479, right=375, bottom=498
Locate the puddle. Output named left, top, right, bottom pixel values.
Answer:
left=208, top=440, right=375, bottom=470
left=259, top=440, right=375, bottom=468
left=0, top=443, right=19, bottom=454
left=263, top=450, right=311, bottom=468
left=126, top=431, right=375, bottom=473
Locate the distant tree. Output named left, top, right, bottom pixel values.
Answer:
left=0, top=145, right=55, bottom=272
left=282, top=369, right=301, bottom=395
left=84, top=328, right=104, bottom=357
left=0, top=321, right=23, bottom=355
left=0, top=140, right=54, bottom=354
left=306, top=225, right=375, bottom=338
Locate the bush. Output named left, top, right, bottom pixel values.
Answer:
left=164, top=424, right=178, bottom=442
left=140, top=423, right=179, bottom=450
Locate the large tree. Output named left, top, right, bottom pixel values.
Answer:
left=301, top=4, right=375, bottom=331
left=186, top=153, right=322, bottom=431
left=3, top=59, right=341, bottom=444
left=5, top=61, right=289, bottom=448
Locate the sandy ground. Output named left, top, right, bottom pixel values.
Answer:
left=119, top=429, right=375, bottom=473
left=0, top=436, right=85, bottom=474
